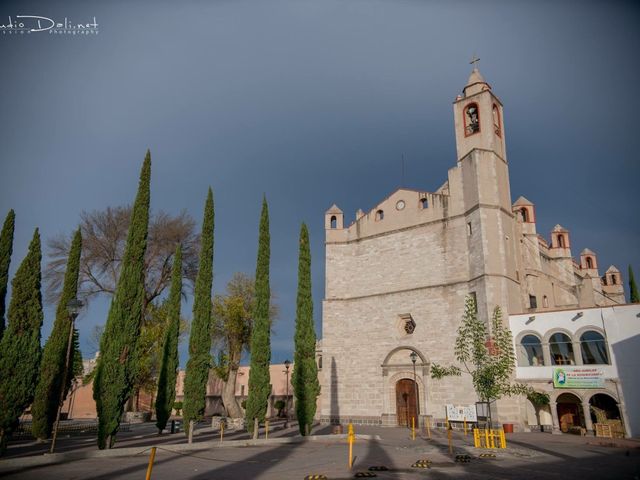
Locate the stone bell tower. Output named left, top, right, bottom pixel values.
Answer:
left=452, top=63, right=520, bottom=322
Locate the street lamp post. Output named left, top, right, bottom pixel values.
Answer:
left=283, top=360, right=291, bottom=428
left=409, top=351, right=418, bottom=429
left=50, top=298, right=83, bottom=454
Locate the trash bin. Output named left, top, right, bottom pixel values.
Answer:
left=503, top=423, right=514, bottom=434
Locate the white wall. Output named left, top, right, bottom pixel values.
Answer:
left=509, top=304, right=640, bottom=437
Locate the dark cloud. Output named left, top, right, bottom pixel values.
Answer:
left=1, top=0, right=638, bottom=365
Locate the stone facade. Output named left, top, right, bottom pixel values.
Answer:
left=319, top=68, right=627, bottom=430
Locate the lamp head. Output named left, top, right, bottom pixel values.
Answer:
left=66, top=298, right=83, bottom=318
left=409, top=351, right=418, bottom=364
left=284, top=359, right=291, bottom=370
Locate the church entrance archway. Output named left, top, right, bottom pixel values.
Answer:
left=395, top=379, right=419, bottom=427
left=556, top=393, right=584, bottom=433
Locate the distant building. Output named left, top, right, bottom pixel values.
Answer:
left=318, top=66, right=637, bottom=436
left=63, top=360, right=293, bottom=421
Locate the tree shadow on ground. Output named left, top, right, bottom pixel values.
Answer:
left=187, top=440, right=304, bottom=480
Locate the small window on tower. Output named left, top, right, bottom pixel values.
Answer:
left=493, top=104, right=501, bottom=137
left=543, top=295, right=549, bottom=308
left=529, top=295, right=537, bottom=309
left=586, top=257, right=593, bottom=269
left=557, top=235, right=565, bottom=248
left=521, top=208, right=529, bottom=223
left=470, top=292, right=478, bottom=313
left=611, top=274, right=617, bottom=285
left=420, top=198, right=428, bottom=209
left=464, top=103, right=480, bottom=136
left=330, top=215, right=337, bottom=229
left=375, top=209, right=384, bottom=221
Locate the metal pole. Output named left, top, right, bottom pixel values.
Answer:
left=145, top=446, right=157, bottom=480
left=412, top=357, right=418, bottom=431
left=284, top=363, right=290, bottom=428
left=50, top=313, right=76, bottom=454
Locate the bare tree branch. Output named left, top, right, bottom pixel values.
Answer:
left=44, top=206, right=199, bottom=306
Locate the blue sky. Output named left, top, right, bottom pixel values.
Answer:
left=1, top=0, right=639, bottom=366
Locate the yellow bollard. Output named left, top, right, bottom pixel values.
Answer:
left=265, top=420, right=269, bottom=440
left=463, top=417, right=467, bottom=436
left=447, top=427, right=453, bottom=455
left=499, top=429, right=506, bottom=448
left=145, top=446, right=157, bottom=480
left=426, top=418, right=431, bottom=439
left=412, top=417, right=415, bottom=440
left=220, top=422, right=224, bottom=443
left=348, top=423, right=354, bottom=469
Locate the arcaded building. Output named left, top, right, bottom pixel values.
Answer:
left=318, top=67, right=636, bottom=435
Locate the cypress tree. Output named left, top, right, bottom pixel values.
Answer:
left=245, top=196, right=271, bottom=435
left=31, top=229, right=82, bottom=441
left=0, top=229, right=43, bottom=453
left=629, top=265, right=639, bottom=303
left=93, top=151, right=151, bottom=449
left=0, top=209, right=15, bottom=340
left=292, top=223, right=319, bottom=436
left=155, top=245, right=182, bottom=433
left=183, top=188, right=214, bottom=435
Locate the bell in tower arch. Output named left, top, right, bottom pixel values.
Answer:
left=465, top=103, right=480, bottom=136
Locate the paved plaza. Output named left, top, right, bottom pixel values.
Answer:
left=1, top=422, right=639, bottom=479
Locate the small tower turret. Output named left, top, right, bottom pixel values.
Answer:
left=325, top=204, right=344, bottom=230
left=580, top=248, right=598, bottom=273
left=512, top=196, right=536, bottom=235
left=550, top=225, right=571, bottom=251
left=602, top=266, right=625, bottom=304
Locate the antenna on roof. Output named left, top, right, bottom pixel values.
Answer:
left=401, top=154, right=405, bottom=187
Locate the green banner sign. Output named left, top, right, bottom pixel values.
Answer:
left=553, top=367, right=604, bottom=389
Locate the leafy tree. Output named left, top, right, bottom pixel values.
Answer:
left=629, top=265, right=639, bottom=303
left=0, top=209, right=15, bottom=340
left=156, top=245, right=182, bottom=433
left=292, top=223, right=319, bottom=435
left=245, top=197, right=272, bottom=436
left=211, top=273, right=279, bottom=419
left=212, top=273, right=254, bottom=419
left=31, top=229, right=82, bottom=441
left=93, top=152, right=151, bottom=449
left=44, top=207, right=198, bottom=306
left=183, top=188, right=214, bottom=435
left=212, top=272, right=278, bottom=418
left=431, top=295, right=530, bottom=427
left=0, top=229, right=43, bottom=453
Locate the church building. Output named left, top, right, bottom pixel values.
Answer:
left=318, top=67, right=637, bottom=436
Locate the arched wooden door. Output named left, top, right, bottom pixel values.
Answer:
left=396, top=379, right=419, bottom=427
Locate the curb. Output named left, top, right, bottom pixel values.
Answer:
left=0, top=434, right=381, bottom=475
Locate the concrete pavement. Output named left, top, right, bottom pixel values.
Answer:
left=1, top=422, right=639, bottom=479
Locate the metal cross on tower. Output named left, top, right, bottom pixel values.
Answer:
left=470, top=54, right=480, bottom=69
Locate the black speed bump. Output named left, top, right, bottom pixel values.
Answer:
left=304, top=476, right=328, bottom=480
left=455, top=454, right=472, bottom=463
left=354, top=472, right=376, bottom=478
left=479, top=453, right=496, bottom=458
left=368, top=466, right=389, bottom=471
left=411, top=459, right=432, bottom=468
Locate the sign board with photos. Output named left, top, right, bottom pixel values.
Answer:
left=445, top=404, right=478, bottom=422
